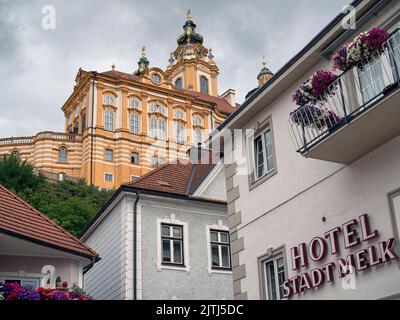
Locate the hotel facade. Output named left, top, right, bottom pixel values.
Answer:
left=0, top=12, right=235, bottom=189
left=215, top=0, right=400, bottom=300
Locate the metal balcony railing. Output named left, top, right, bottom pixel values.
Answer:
left=289, top=29, right=400, bottom=154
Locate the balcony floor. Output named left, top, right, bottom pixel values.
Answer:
left=304, top=86, right=400, bottom=164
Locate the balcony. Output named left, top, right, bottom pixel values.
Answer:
left=289, top=29, right=400, bottom=164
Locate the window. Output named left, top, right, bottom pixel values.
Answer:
left=131, top=176, right=139, bottom=182
left=68, top=114, right=72, bottom=125
left=151, top=156, right=158, bottom=168
left=161, top=224, right=184, bottom=266
left=104, top=173, right=113, bottom=182
left=175, top=108, right=185, bottom=120
left=262, top=255, right=286, bottom=300
left=194, top=130, right=203, bottom=145
left=75, top=107, right=79, bottom=117
left=149, top=116, right=166, bottom=140
left=149, top=103, right=167, bottom=116
left=10, top=150, right=20, bottom=159
left=131, top=152, right=139, bottom=164
left=152, top=73, right=161, bottom=84
left=58, top=147, right=68, bottom=163
left=175, top=78, right=183, bottom=89
left=358, top=59, right=386, bottom=104
left=210, top=230, right=231, bottom=270
left=176, top=123, right=185, bottom=145
left=130, top=98, right=140, bottom=109
left=193, top=116, right=203, bottom=126
left=200, top=76, right=209, bottom=94
left=104, top=95, right=115, bottom=106
left=159, top=157, right=166, bottom=166
left=81, top=111, right=86, bottom=132
left=130, top=114, right=140, bottom=135
left=73, top=120, right=79, bottom=133
left=2, top=278, right=39, bottom=290
left=104, top=109, right=114, bottom=132
left=105, top=149, right=113, bottom=162
left=82, top=97, right=86, bottom=109
left=254, top=129, right=275, bottom=180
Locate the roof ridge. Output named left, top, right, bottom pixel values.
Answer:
left=0, top=184, right=97, bottom=256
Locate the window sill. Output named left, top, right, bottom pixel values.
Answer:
left=157, top=263, right=191, bottom=273
left=249, top=169, right=277, bottom=191
left=208, top=268, right=232, bottom=275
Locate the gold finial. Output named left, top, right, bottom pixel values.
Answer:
left=186, top=9, right=192, bottom=20
left=262, top=54, right=267, bottom=67
left=111, top=63, right=115, bottom=70
left=141, top=46, right=146, bottom=57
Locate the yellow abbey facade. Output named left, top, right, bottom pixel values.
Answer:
left=0, top=11, right=237, bottom=189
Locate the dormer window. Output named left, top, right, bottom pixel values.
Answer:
left=104, top=94, right=115, bottom=106
left=200, top=76, right=209, bottom=94
left=152, top=73, right=161, bottom=84
left=130, top=98, right=140, bottom=109
left=175, top=78, right=183, bottom=89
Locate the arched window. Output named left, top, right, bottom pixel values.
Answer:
left=104, top=94, right=115, bottom=106
left=200, top=76, right=209, bottom=94
left=130, top=114, right=140, bottom=135
left=176, top=123, right=185, bottom=145
left=175, top=78, right=183, bottom=89
left=175, top=108, right=185, bottom=120
left=59, top=147, right=68, bottom=163
left=149, top=103, right=167, bottom=116
left=193, top=115, right=204, bottom=126
left=10, top=150, right=20, bottom=159
left=104, top=109, right=114, bottom=131
left=130, top=98, right=140, bottom=109
left=81, top=111, right=86, bottom=132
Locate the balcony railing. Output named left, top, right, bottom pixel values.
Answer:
left=0, top=132, right=82, bottom=147
left=289, top=29, right=400, bottom=156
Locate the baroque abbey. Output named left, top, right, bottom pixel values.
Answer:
left=0, top=11, right=237, bottom=189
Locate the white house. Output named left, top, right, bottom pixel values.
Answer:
left=213, top=0, right=400, bottom=300
left=81, top=150, right=233, bottom=300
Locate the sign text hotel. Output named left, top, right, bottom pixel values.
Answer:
left=283, top=214, right=399, bottom=298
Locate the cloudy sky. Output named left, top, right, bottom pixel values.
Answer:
left=0, top=0, right=350, bottom=137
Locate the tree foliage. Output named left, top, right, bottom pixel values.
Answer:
left=0, top=155, right=114, bottom=237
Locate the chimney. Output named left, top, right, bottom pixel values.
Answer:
left=220, top=89, right=236, bottom=107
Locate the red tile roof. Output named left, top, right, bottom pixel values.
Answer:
left=123, top=159, right=214, bottom=198
left=0, top=184, right=98, bottom=259
left=99, top=70, right=236, bottom=115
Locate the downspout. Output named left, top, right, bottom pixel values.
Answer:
left=82, top=256, right=98, bottom=290
left=90, top=72, right=97, bottom=187
left=133, top=190, right=140, bottom=300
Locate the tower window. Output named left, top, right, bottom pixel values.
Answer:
left=175, top=78, right=183, bottom=89
left=58, top=147, right=68, bottom=163
left=130, top=98, right=140, bottom=109
left=200, top=76, right=209, bottom=94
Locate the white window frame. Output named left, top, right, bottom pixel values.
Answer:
left=176, top=123, right=185, bottom=145
left=104, top=149, right=113, bottom=162
left=157, top=215, right=190, bottom=272
left=129, top=98, right=140, bottom=110
left=253, top=129, right=275, bottom=181
left=206, top=224, right=232, bottom=274
left=104, top=109, right=114, bottom=132
left=58, top=147, right=68, bottom=163
left=130, top=113, right=140, bottom=135
left=104, top=173, right=113, bottom=183
left=131, top=152, right=139, bottom=165
left=258, top=249, right=287, bottom=301
left=152, top=73, right=161, bottom=84
left=104, top=94, right=115, bottom=106
left=0, top=272, right=43, bottom=290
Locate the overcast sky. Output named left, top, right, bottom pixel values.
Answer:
left=0, top=0, right=350, bottom=137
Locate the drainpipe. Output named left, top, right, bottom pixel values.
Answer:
left=90, top=72, right=97, bottom=187
left=133, top=190, right=140, bottom=300
left=82, top=256, right=97, bottom=290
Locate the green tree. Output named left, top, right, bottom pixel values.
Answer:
left=0, top=155, right=114, bottom=237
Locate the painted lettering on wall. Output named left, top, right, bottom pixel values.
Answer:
left=284, top=214, right=399, bottom=298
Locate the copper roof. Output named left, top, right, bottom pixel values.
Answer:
left=0, top=184, right=98, bottom=259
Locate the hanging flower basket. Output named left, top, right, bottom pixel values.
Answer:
left=333, top=28, right=390, bottom=72
left=290, top=104, right=341, bottom=131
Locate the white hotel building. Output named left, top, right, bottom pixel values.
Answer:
left=215, top=0, right=400, bottom=300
